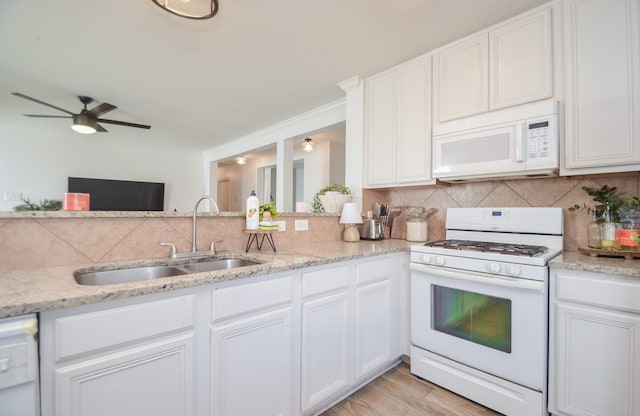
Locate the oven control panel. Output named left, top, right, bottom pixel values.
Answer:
left=410, top=251, right=547, bottom=281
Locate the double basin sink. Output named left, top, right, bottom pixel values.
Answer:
left=75, top=258, right=259, bottom=286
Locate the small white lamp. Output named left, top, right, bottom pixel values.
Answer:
left=339, top=202, right=363, bottom=242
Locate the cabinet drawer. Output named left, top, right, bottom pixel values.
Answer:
left=302, top=266, right=350, bottom=298
left=212, top=276, right=293, bottom=322
left=54, top=295, right=195, bottom=361
left=555, top=270, right=640, bottom=313
left=356, top=258, right=391, bottom=286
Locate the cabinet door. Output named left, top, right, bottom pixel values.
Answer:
left=300, top=291, right=351, bottom=412
left=564, top=0, right=640, bottom=172
left=434, top=34, right=489, bottom=122
left=364, top=71, right=397, bottom=187
left=397, top=57, right=433, bottom=184
left=354, top=279, right=393, bottom=380
left=489, top=9, right=552, bottom=110
left=54, top=335, right=194, bottom=416
left=211, top=307, right=293, bottom=416
left=553, top=302, right=640, bottom=416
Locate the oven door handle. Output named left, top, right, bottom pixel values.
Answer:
left=410, top=263, right=545, bottom=292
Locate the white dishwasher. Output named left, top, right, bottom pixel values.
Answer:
left=0, top=314, right=39, bottom=416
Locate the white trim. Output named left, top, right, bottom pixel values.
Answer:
left=203, top=99, right=346, bottom=162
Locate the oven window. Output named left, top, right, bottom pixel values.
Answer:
left=431, top=285, right=512, bottom=353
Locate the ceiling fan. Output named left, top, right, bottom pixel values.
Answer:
left=11, top=92, right=151, bottom=134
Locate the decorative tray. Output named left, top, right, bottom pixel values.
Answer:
left=577, top=246, right=640, bottom=260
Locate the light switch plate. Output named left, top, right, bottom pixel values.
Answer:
left=3, top=192, right=22, bottom=202
left=272, top=221, right=286, bottom=231
left=295, top=219, right=309, bottom=231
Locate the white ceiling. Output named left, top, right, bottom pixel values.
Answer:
left=0, top=0, right=549, bottom=151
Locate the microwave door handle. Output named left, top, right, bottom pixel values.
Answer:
left=515, top=122, right=524, bottom=162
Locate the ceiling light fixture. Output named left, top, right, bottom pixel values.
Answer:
left=151, top=0, right=219, bottom=20
left=303, top=137, right=314, bottom=152
left=71, top=113, right=97, bottom=134
left=236, top=156, right=247, bottom=165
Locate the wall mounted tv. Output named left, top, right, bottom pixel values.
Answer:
left=68, top=177, right=165, bottom=211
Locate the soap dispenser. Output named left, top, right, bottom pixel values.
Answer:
left=246, top=190, right=259, bottom=230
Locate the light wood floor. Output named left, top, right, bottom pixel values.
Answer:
left=320, top=363, right=502, bottom=416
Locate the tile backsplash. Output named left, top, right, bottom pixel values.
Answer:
left=2, top=172, right=638, bottom=272
left=0, top=215, right=342, bottom=272
left=363, top=173, right=640, bottom=253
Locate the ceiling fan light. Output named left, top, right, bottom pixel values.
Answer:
left=303, top=137, right=314, bottom=152
left=71, top=114, right=97, bottom=135
left=151, top=0, right=219, bottom=19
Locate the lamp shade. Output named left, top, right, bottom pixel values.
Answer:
left=339, top=202, right=363, bottom=224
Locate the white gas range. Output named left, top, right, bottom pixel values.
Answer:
left=410, top=207, right=563, bottom=416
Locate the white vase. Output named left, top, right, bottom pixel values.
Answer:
left=318, top=193, right=352, bottom=213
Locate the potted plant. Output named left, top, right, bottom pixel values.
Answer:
left=13, top=198, right=62, bottom=211
left=311, top=183, right=351, bottom=213
left=569, top=185, right=627, bottom=222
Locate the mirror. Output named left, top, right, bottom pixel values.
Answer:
left=214, top=123, right=345, bottom=212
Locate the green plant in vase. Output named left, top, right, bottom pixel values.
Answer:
left=311, top=183, right=351, bottom=213
left=13, top=198, right=62, bottom=211
left=569, top=185, right=625, bottom=222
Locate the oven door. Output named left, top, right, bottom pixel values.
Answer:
left=410, top=263, right=547, bottom=390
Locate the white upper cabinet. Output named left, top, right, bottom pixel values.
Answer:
left=434, top=8, right=553, bottom=124
left=364, top=55, right=434, bottom=188
left=434, top=34, right=489, bottom=122
left=562, top=0, right=640, bottom=174
left=489, top=9, right=552, bottom=110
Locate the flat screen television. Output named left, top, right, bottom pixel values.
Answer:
left=68, top=177, right=165, bottom=211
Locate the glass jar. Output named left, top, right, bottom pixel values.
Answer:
left=587, top=207, right=601, bottom=248
left=405, top=208, right=429, bottom=242
left=600, top=207, right=619, bottom=250
left=617, top=205, right=640, bottom=250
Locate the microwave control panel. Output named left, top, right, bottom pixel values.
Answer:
left=526, top=120, right=550, bottom=159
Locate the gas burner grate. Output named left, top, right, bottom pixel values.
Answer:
left=424, top=239, right=549, bottom=257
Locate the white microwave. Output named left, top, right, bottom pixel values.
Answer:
left=432, top=100, right=558, bottom=182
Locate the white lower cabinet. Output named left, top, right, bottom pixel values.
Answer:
left=39, top=292, right=201, bottom=416
left=301, top=255, right=402, bottom=415
left=549, top=268, right=640, bottom=416
left=210, top=276, right=295, bottom=416
left=54, top=335, right=195, bottom=416
left=354, top=258, right=400, bottom=380
left=40, top=254, right=404, bottom=416
left=301, top=267, right=352, bottom=413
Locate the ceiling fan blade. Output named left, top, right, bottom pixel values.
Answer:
left=11, top=92, right=75, bottom=116
left=88, top=102, right=117, bottom=117
left=98, top=118, right=151, bottom=130
left=23, top=114, right=72, bottom=119
left=96, top=123, right=108, bottom=133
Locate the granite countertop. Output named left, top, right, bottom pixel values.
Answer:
left=550, top=251, right=640, bottom=278
left=0, top=240, right=411, bottom=319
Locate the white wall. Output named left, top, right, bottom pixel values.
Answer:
left=0, top=123, right=204, bottom=211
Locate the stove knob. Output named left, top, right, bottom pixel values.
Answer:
left=507, top=265, right=521, bottom=276
left=488, top=263, right=501, bottom=273
left=435, top=256, right=446, bottom=266
left=421, top=255, right=432, bottom=264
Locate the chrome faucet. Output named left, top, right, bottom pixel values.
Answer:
left=192, top=195, right=220, bottom=252
left=161, top=195, right=221, bottom=259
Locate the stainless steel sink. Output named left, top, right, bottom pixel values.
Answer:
left=182, top=258, right=258, bottom=273
left=74, top=258, right=260, bottom=286
left=75, top=265, right=189, bottom=286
